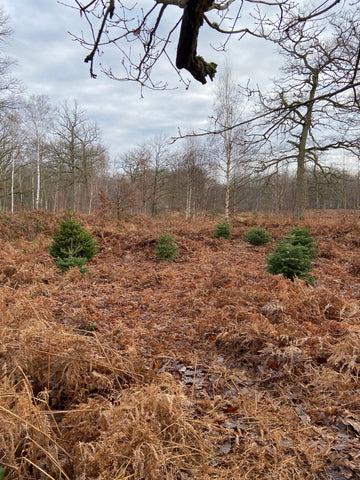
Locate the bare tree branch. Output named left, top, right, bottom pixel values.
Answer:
left=83, top=1, right=115, bottom=77
left=64, top=0, right=357, bottom=95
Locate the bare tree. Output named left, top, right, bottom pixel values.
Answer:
left=118, top=135, right=169, bottom=215
left=24, top=95, right=53, bottom=209
left=0, top=8, right=20, bottom=108
left=148, top=135, right=169, bottom=216
left=62, top=1, right=360, bottom=95
left=172, top=137, right=212, bottom=219
left=211, top=65, right=254, bottom=221
left=63, top=0, right=296, bottom=89
left=50, top=101, right=107, bottom=210
left=120, top=145, right=152, bottom=213
left=251, top=9, right=360, bottom=217
left=0, top=112, right=24, bottom=211
left=105, top=172, right=136, bottom=218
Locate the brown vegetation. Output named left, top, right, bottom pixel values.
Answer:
left=1, top=210, right=360, bottom=479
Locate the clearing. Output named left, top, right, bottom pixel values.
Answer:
left=1, top=210, right=360, bottom=480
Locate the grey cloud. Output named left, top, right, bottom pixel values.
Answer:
left=2, top=0, right=280, bottom=157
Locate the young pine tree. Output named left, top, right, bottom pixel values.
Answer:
left=155, top=231, right=178, bottom=261
left=214, top=221, right=232, bottom=239
left=49, top=213, right=97, bottom=272
left=243, top=227, right=272, bottom=246
left=283, top=226, right=317, bottom=259
left=266, top=241, right=314, bottom=284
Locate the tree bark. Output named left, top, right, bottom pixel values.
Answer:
left=10, top=154, right=14, bottom=214
left=176, top=0, right=216, bottom=84
left=35, top=137, right=41, bottom=209
left=295, top=69, right=319, bottom=218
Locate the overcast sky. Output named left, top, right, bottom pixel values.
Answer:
left=1, top=0, right=279, bottom=160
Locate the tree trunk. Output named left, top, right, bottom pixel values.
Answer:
left=10, top=154, right=14, bottom=214
left=225, top=153, right=231, bottom=222
left=35, top=139, right=41, bottom=209
left=88, top=181, right=94, bottom=214
left=186, top=170, right=192, bottom=221
left=151, top=171, right=158, bottom=217
left=295, top=69, right=318, bottom=218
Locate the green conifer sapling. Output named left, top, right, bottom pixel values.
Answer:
left=214, top=221, right=232, bottom=239
left=243, top=227, right=272, bottom=246
left=49, top=213, right=97, bottom=272
left=155, top=231, right=178, bottom=261
left=266, top=241, right=314, bottom=284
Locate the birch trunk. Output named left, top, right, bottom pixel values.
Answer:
left=35, top=139, right=41, bottom=209
left=10, top=154, right=14, bottom=214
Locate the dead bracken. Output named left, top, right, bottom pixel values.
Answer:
left=0, top=210, right=360, bottom=479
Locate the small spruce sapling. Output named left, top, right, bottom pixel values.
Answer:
left=243, top=227, right=272, bottom=246
left=55, top=256, right=88, bottom=274
left=155, top=231, right=178, bottom=261
left=284, top=226, right=317, bottom=259
left=266, top=229, right=316, bottom=284
left=214, top=221, right=232, bottom=239
left=49, top=212, right=97, bottom=272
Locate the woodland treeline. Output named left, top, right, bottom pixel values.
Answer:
left=1, top=103, right=359, bottom=218
left=1, top=2, right=360, bottom=218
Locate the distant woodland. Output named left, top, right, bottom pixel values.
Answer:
left=1, top=2, right=360, bottom=218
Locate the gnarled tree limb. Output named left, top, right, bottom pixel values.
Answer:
left=176, top=0, right=217, bottom=84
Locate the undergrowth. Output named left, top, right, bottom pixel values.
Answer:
left=1, top=210, right=360, bottom=480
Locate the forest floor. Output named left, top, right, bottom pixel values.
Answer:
left=1, top=210, right=360, bottom=480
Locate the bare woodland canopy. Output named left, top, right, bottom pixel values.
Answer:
left=1, top=1, right=360, bottom=216
left=63, top=1, right=360, bottom=218
left=70, top=0, right=360, bottom=95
